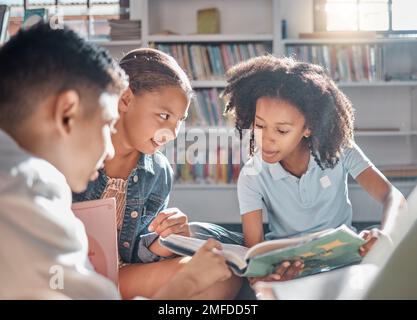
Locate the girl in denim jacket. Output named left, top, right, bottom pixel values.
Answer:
left=73, top=48, right=243, bottom=299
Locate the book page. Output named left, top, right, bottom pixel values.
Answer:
left=220, top=243, right=250, bottom=261
left=160, top=235, right=250, bottom=270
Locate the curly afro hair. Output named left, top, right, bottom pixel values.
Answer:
left=223, top=55, right=355, bottom=170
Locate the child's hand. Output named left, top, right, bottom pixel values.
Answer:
left=148, top=207, right=191, bottom=238
left=359, top=228, right=381, bottom=257
left=152, top=239, right=232, bottom=299
left=248, top=260, right=304, bottom=286
left=148, top=208, right=191, bottom=257
left=178, top=238, right=232, bottom=293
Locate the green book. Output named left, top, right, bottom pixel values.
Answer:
left=159, top=225, right=366, bottom=278
left=197, top=7, right=220, bottom=34
left=23, top=8, right=48, bottom=24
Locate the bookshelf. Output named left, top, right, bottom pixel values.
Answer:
left=147, top=34, right=275, bottom=43
left=279, top=35, right=417, bottom=225
left=91, top=39, right=142, bottom=46
left=95, top=0, right=417, bottom=224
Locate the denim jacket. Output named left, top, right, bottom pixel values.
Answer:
left=73, top=151, right=173, bottom=264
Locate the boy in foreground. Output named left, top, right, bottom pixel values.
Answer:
left=0, top=23, right=231, bottom=299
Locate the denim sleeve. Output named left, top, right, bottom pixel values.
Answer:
left=135, top=187, right=172, bottom=263
left=72, top=191, right=85, bottom=203
left=136, top=232, right=170, bottom=263
left=135, top=153, right=175, bottom=263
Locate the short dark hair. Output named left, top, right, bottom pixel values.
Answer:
left=224, top=55, right=355, bottom=170
left=0, top=22, right=128, bottom=127
left=119, top=48, right=193, bottom=99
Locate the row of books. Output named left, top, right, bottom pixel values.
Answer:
left=173, top=162, right=242, bottom=184
left=173, top=163, right=417, bottom=185
left=109, top=19, right=141, bottom=40
left=187, top=89, right=233, bottom=127
left=172, top=147, right=243, bottom=184
left=286, top=44, right=384, bottom=82
left=153, top=42, right=272, bottom=80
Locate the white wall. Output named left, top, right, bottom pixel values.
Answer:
left=147, top=0, right=274, bottom=35
left=169, top=182, right=416, bottom=224
left=279, top=0, right=314, bottom=38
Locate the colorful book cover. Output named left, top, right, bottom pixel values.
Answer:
left=160, top=225, right=366, bottom=278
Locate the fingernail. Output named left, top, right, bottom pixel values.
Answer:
left=359, top=247, right=364, bottom=252
left=273, top=274, right=281, bottom=280
left=295, top=261, right=301, bottom=267
left=283, top=261, right=290, bottom=268
left=148, top=225, right=154, bottom=231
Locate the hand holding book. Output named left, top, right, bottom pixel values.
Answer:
left=249, top=227, right=380, bottom=285
left=359, top=227, right=383, bottom=257
left=148, top=207, right=191, bottom=257
left=248, top=260, right=305, bottom=286
left=159, top=225, right=367, bottom=279
left=153, top=238, right=232, bottom=299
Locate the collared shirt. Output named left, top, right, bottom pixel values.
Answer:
left=0, top=129, right=120, bottom=299
left=237, top=142, right=373, bottom=240
left=73, top=151, right=173, bottom=264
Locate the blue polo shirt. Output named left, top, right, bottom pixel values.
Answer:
left=237, top=142, right=373, bottom=240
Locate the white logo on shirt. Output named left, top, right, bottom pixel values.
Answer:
left=320, top=175, right=332, bottom=189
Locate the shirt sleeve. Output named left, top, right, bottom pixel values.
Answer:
left=342, top=141, right=374, bottom=179
left=136, top=232, right=169, bottom=263
left=237, top=169, right=264, bottom=215
left=0, top=192, right=121, bottom=299
left=134, top=197, right=173, bottom=263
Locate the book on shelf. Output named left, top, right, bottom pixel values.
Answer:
left=0, top=5, right=9, bottom=45
left=109, top=19, right=141, bottom=41
left=72, top=198, right=119, bottom=286
left=188, top=88, right=233, bottom=127
left=197, top=7, right=220, bottom=34
left=159, top=224, right=366, bottom=278
left=23, top=8, right=48, bottom=24
left=286, top=43, right=384, bottom=82
left=154, top=43, right=271, bottom=80
left=173, top=159, right=241, bottom=185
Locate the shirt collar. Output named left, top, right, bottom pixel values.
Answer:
left=137, top=153, right=155, bottom=175
left=267, top=152, right=318, bottom=180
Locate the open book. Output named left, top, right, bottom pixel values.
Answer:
left=159, top=225, right=366, bottom=278
left=72, top=198, right=119, bottom=286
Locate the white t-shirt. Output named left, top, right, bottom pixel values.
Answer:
left=0, top=129, right=120, bottom=299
